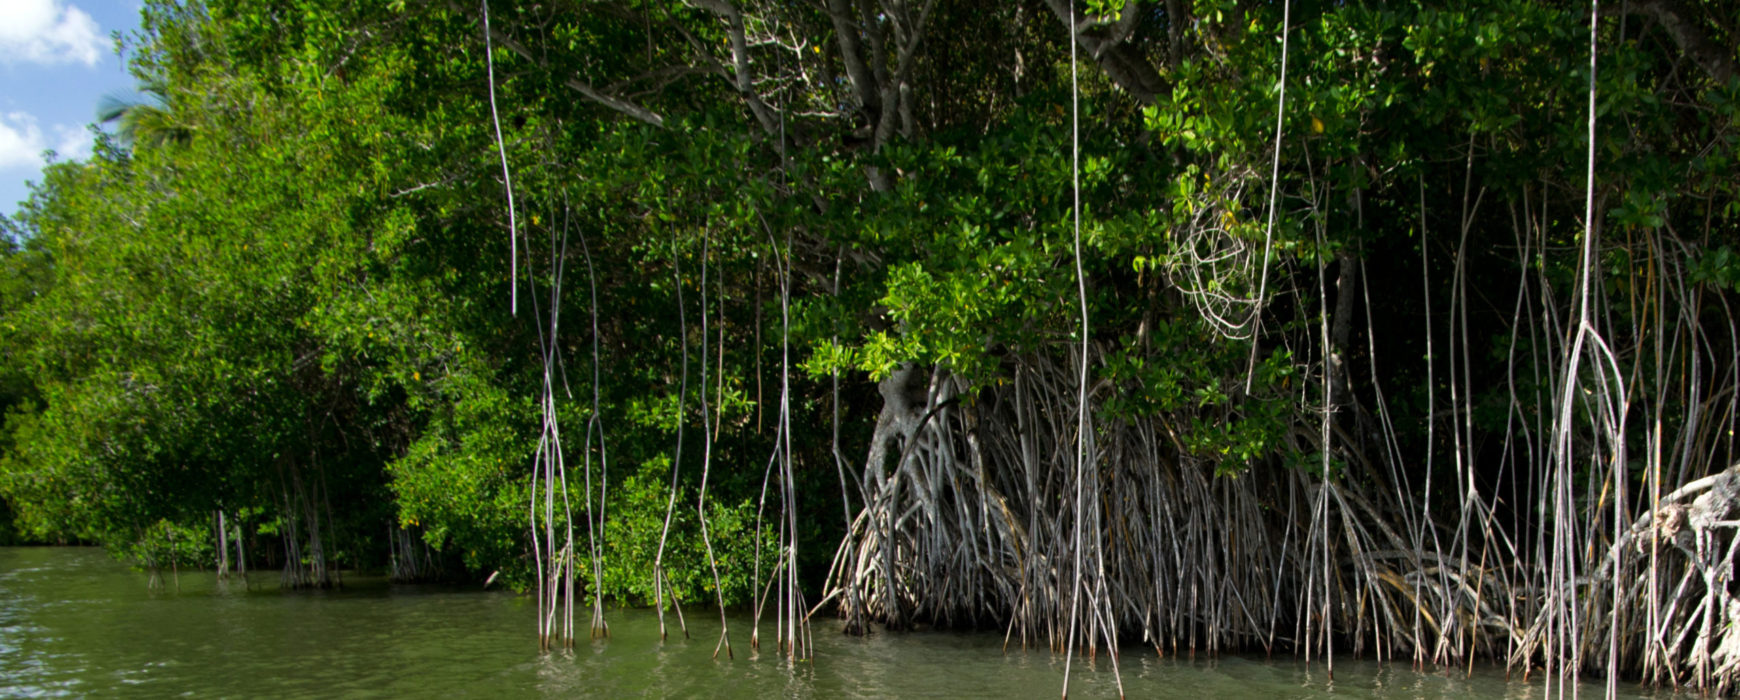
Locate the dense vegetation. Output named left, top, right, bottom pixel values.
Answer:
left=2, top=0, right=1737, bottom=690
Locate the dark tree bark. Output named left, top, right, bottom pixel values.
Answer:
left=1036, top=0, right=1170, bottom=102
left=1628, top=0, right=1737, bottom=84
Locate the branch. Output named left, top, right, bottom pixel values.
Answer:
left=1628, top=0, right=1737, bottom=84
left=688, top=0, right=782, bottom=135
left=889, top=0, right=940, bottom=87
left=1037, top=0, right=1168, bottom=102
left=448, top=0, right=667, bottom=127
left=824, top=0, right=882, bottom=120
left=561, top=78, right=668, bottom=127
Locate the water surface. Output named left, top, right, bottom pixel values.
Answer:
left=0, top=547, right=1674, bottom=698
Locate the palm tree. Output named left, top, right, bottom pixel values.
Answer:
left=96, top=77, right=192, bottom=149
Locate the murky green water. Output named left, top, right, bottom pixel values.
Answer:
left=0, top=547, right=1675, bottom=698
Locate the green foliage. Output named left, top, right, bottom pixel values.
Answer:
left=0, top=0, right=1734, bottom=616
left=122, top=519, right=216, bottom=570
left=387, top=379, right=527, bottom=576
left=597, top=456, right=765, bottom=607
left=1692, top=246, right=1740, bottom=292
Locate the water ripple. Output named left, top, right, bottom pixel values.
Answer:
left=0, top=548, right=1684, bottom=698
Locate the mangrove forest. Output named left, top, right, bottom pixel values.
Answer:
left=2, top=0, right=1738, bottom=695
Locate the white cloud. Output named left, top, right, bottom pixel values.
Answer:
left=54, top=123, right=92, bottom=161
left=0, top=111, right=88, bottom=170
left=0, top=0, right=104, bottom=67
left=0, top=113, right=46, bottom=169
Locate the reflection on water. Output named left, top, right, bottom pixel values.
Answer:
left=0, top=547, right=1676, bottom=698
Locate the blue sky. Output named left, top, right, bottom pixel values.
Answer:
left=0, top=0, right=145, bottom=219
